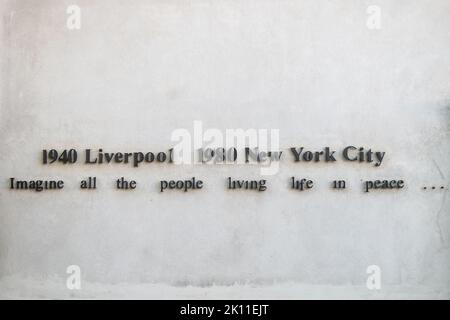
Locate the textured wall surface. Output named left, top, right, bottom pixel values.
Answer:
left=0, top=0, right=449, bottom=299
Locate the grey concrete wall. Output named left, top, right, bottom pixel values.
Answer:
left=0, top=0, right=449, bottom=299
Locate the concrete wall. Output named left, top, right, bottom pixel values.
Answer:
left=1, top=0, right=449, bottom=299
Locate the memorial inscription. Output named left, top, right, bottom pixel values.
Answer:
left=6, top=146, right=424, bottom=194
